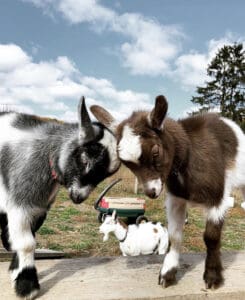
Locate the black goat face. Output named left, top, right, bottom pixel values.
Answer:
left=65, top=140, right=117, bottom=204
left=60, top=98, right=120, bottom=204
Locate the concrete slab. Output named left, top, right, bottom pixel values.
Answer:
left=0, top=252, right=245, bottom=300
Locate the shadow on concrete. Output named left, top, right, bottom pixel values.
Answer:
left=38, top=256, right=115, bottom=298
left=124, top=253, right=201, bottom=286
left=37, top=250, right=240, bottom=297
left=124, top=250, right=239, bottom=287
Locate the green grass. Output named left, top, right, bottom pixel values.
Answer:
left=71, top=241, right=93, bottom=251
left=38, top=225, right=56, bottom=235
left=31, top=167, right=245, bottom=257
left=59, top=207, right=80, bottom=221
left=47, top=242, right=65, bottom=251
left=57, top=224, right=74, bottom=232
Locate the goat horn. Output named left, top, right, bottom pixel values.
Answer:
left=94, top=178, right=122, bottom=210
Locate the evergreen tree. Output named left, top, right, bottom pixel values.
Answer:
left=191, top=43, right=245, bottom=131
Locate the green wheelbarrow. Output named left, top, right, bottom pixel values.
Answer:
left=94, top=179, right=146, bottom=224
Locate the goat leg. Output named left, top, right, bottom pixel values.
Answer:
left=203, top=219, right=224, bottom=289
left=158, top=194, right=186, bottom=287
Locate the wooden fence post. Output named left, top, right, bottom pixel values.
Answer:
left=134, top=177, right=138, bottom=194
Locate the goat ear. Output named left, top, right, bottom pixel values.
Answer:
left=90, top=105, right=118, bottom=133
left=148, top=95, right=168, bottom=130
left=101, top=214, right=106, bottom=223
left=78, top=97, right=95, bottom=143
left=112, top=210, right=117, bottom=220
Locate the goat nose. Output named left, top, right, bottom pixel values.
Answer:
left=69, top=192, right=85, bottom=204
left=150, top=189, right=156, bottom=198
left=144, top=179, right=162, bottom=199
left=146, top=188, right=157, bottom=199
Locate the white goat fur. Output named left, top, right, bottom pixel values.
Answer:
left=100, top=212, right=169, bottom=256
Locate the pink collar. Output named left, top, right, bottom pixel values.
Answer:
left=49, top=159, right=58, bottom=181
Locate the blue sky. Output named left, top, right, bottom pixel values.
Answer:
left=0, top=0, right=244, bottom=121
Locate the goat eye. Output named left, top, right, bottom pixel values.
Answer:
left=151, top=144, right=163, bottom=171
left=81, top=153, right=91, bottom=173
left=152, top=144, right=159, bottom=157
left=81, top=153, right=87, bottom=163
left=84, top=161, right=91, bottom=173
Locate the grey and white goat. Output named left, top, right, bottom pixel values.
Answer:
left=0, top=97, right=120, bottom=299
left=100, top=210, right=169, bottom=256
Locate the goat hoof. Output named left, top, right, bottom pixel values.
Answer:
left=203, top=268, right=223, bottom=289
left=15, top=267, right=40, bottom=299
left=158, top=268, right=177, bottom=287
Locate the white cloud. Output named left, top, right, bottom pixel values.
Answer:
left=23, top=0, right=116, bottom=25
left=81, top=76, right=150, bottom=104
left=60, top=109, right=77, bottom=122
left=22, top=1, right=245, bottom=89
left=23, top=0, right=184, bottom=76
left=58, top=0, right=115, bottom=24
left=42, top=101, right=69, bottom=111
left=0, top=43, right=152, bottom=121
left=174, top=52, right=209, bottom=89
left=173, top=33, right=245, bottom=90
left=0, top=44, right=80, bottom=108
left=80, top=76, right=152, bottom=117
left=114, top=14, right=183, bottom=75
left=0, top=44, right=30, bottom=72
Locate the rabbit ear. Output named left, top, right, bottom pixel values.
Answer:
left=112, top=210, right=117, bottom=220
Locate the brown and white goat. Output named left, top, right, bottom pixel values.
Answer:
left=91, top=95, right=245, bottom=289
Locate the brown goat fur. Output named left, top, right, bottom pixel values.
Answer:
left=91, top=95, right=244, bottom=290
left=114, top=107, right=238, bottom=207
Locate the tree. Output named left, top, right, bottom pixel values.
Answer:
left=191, top=43, right=245, bottom=131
